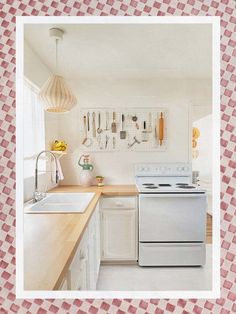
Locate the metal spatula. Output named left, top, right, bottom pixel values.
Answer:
left=120, top=114, right=126, bottom=139
left=111, top=112, right=117, bottom=133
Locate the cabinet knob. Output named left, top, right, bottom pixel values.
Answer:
left=80, top=252, right=86, bottom=260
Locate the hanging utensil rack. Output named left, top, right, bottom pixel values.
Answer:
left=79, top=108, right=168, bottom=152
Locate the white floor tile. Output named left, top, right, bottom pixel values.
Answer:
left=97, top=244, right=212, bottom=291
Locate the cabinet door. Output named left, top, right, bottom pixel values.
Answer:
left=95, top=205, right=101, bottom=278
left=59, top=275, right=68, bottom=290
left=88, top=204, right=100, bottom=290
left=101, top=209, right=137, bottom=260
left=69, top=229, right=88, bottom=290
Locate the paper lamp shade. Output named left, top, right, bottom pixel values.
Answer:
left=39, top=75, right=77, bottom=112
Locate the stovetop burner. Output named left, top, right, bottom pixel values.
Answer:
left=158, top=184, right=171, bottom=187
left=145, top=186, right=158, bottom=189
left=176, top=183, right=189, bottom=186
left=178, top=185, right=195, bottom=189
left=142, top=183, right=155, bottom=186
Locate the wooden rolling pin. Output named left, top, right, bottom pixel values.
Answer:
left=159, top=112, right=164, bottom=145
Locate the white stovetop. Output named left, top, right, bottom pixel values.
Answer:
left=135, top=177, right=206, bottom=194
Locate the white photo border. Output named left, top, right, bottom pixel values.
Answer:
left=16, top=15, right=220, bottom=299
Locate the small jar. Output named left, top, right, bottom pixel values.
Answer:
left=96, top=176, right=104, bottom=187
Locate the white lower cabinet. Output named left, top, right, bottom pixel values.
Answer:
left=101, top=196, right=137, bottom=261
left=68, top=229, right=89, bottom=290
left=58, top=195, right=137, bottom=290
left=88, top=204, right=100, bottom=290
left=59, top=203, right=100, bottom=290
left=59, top=274, right=69, bottom=290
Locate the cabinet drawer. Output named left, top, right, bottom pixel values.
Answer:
left=102, top=196, right=136, bottom=209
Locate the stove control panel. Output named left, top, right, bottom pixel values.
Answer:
left=135, top=163, right=192, bottom=177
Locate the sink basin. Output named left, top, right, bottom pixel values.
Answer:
left=25, top=193, right=95, bottom=213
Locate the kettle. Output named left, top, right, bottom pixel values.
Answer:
left=78, top=154, right=94, bottom=187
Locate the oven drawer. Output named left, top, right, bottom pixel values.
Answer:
left=139, top=242, right=205, bottom=266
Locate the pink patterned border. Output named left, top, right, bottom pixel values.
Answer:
left=1, top=0, right=236, bottom=313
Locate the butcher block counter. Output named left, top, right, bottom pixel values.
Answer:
left=24, top=185, right=138, bottom=290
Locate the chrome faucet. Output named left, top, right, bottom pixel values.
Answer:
left=34, top=150, right=59, bottom=203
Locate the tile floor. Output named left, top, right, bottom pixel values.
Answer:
left=97, top=244, right=212, bottom=291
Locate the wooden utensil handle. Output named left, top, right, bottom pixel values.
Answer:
left=159, top=112, right=164, bottom=145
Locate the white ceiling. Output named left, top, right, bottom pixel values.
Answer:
left=24, top=23, right=212, bottom=80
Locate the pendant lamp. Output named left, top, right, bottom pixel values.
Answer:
left=39, top=28, right=77, bottom=113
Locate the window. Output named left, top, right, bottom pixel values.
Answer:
left=23, top=78, right=45, bottom=178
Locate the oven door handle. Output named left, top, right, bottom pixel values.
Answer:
left=139, top=193, right=206, bottom=198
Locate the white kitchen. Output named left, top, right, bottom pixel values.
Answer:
left=18, top=17, right=216, bottom=296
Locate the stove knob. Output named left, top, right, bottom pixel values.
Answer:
left=184, top=166, right=189, bottom=171
left=177, top=166, right=182, bottom=171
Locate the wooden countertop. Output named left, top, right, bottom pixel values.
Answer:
left=51, top=184, right=138, bottom=196
left=24, top=185, right=138, bottom=290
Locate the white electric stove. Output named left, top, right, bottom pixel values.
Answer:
left=135, top=163, right=207, bottom=266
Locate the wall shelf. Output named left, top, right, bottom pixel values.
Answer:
left=50, top=151, right=67, bottom=160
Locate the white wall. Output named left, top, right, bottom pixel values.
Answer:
left=24, top=41, right=212, bottom=188
left=24, top=41, right=60, bottom=201
left=57, top=78, right=211, bottom=185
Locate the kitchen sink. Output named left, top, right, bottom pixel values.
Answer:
left=24, top=193, right=95, bottom=213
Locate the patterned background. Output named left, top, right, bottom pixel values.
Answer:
left=0, top=0, right=236, bottom=313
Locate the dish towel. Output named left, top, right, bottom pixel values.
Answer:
left=56, top=158, right=64, bottom=181
left=50, top=157, right=64, bottom=182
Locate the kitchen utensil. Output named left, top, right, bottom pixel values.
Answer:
left=120, top=114, right=126, bottom=139
left=159, top=112, right=164, bottom=145
left=155, top=114, right=159, bottom=142
left=111, top=112, right=117, bottom=133
left=142, top=121, right=149, bottom=142
left=105, top=111, right=109, bottom=130
left=97, top=112, right=102, bottom=134
left=105, top=135, right=109, bottom=149
left=132, top=114, right=137, bottom=122
left=92, top=112, right=96, bottom=138
left=132, top=114, right=139, bottom=129
left=82, top=116, right=93, bottom=147
left=82, top=115, right=87, bottom=144
left=97, top=134, right=103, bottom=149
left=113, top=136, right=116, bottom=149
left=148, top=112, right=152, bottom=133
left=128, top=136, right=141, bottom=148
left=87, top=112, right=90, bottom=131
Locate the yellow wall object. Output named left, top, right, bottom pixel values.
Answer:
left=192, top=139, right=197, bottom=148
left=193, top=127, right=200, bottom=139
